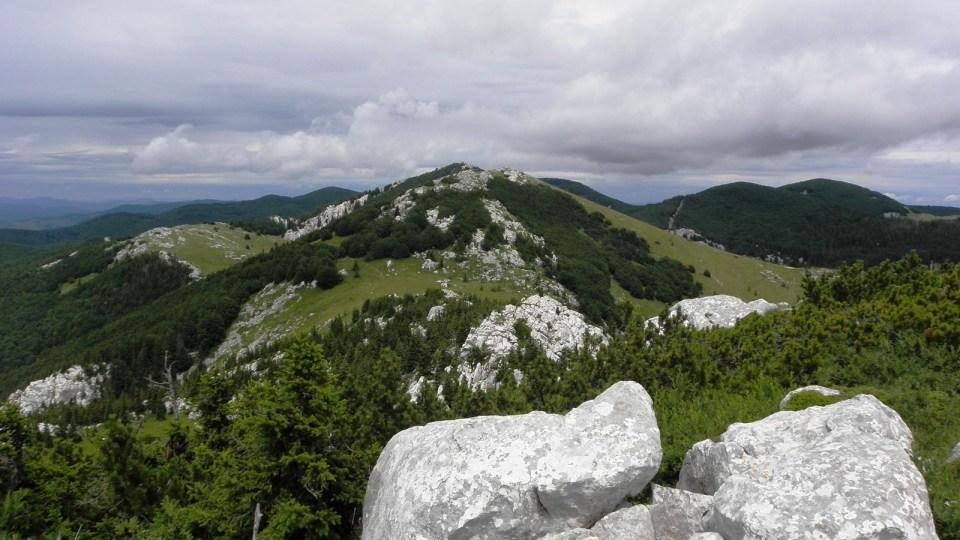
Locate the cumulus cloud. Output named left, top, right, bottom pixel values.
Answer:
left=3, top=0, right=960, bottom=200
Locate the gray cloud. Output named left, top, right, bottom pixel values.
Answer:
left=2, top=0, right=959, bottom=203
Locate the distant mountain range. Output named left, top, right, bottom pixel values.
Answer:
left=0, top=187, right=357, bottom=252
left=545, top=177, right=960, bottom=266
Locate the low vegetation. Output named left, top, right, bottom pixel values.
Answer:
left=1, top=254, right=957, bottom=538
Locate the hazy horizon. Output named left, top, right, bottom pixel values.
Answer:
left=3, top=1, right=959, bottom=205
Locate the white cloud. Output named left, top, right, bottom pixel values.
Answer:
left=4, top=0, right=960, bottom=200
left=946, top=194, right=960, bottom=203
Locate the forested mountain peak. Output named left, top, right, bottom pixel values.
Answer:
left=548, top=176, right=960, bottom=266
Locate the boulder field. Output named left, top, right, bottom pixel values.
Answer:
left=361, top=383, right=940, bottom=540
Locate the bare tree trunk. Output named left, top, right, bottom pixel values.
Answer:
left=252, top=503, right=263, bottom=540
left=147, top=351, right=180, bottom=422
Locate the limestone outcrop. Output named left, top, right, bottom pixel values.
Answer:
left=362, top=381, right=661, bottom=540
left=458, top=295, right=606, bottom=390
left=645, top=295, right=786, bottom=331
left=283, top=194, right=368, bottom=240
left=9, top=365, right=107, bottom=415
left=647, top=484, right=713, bottom=540
left=678, top=395, right=939, bottom=540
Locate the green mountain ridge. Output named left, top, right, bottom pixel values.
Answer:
left=0, top=186, right=358, bottom=250
left=547, top=177, right=960, bottom=266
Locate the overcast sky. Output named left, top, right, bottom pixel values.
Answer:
left=2, top=1, right=959, bottom=204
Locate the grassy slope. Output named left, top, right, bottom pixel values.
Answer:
left=213, top=255, right=539, bottom=363
left=557, top=188, right=807, bottom=315
left=130, top=224, right=284, bottom=275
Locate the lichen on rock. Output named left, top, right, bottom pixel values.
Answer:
left=362, top=381, right=661, bottom=540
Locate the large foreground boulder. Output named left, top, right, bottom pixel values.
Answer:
left=678, top=395, right=939, bottom=540
left=362, top=381, right=661, bottom=540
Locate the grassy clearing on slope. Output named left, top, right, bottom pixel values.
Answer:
left=561, top=190, right=807, bottom=304
left=135, top=223, right=283, bottom=275
left=214, top=256, right=539, bottom=363
left=58, top=272, right=99, bottom=295
left=610, top=279, right=665, bottom=319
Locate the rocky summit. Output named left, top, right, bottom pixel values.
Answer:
left=361, top=381, right=661, bottom=540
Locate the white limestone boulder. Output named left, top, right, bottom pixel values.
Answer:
left=778, top=384, right=842, bottom=410
left=458, top=295, right=606, bottom=390
left=648, top=484, right=713, bottom=540
left=9, top=365, right=107, bottom=415
left=678, top=395, right=939, bottom=540
left=537, top=505, right=655, bottom=540
left=645, top=295, right=786, bottom=332
left=362, top=381, right=661, bottom=540
left=948, top=442, right=960, bottom=465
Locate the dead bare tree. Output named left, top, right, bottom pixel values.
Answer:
left=147, top=350, right=180, bottom=423
left=252, top=502, right=263, bottom=540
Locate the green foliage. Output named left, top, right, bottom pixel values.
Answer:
left=782, top=391, right=844, bottom=411
left=550, top=175, right=960, bottom=267
left=1, top=254, right=959, bottom=537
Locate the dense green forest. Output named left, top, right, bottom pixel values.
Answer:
left=0, top=187, right=356, bottom=252
left=0, top=240, right=342, bottom=399
left=1, top=254, right=957, bottom=538
left=547, top=177, right=960, bottom=266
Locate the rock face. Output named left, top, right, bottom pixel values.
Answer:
left=778, top=384, right=842, bottom=410
left=283, top=194, right=368, bottom=240
left=538, top=505, right=655, bottom=540
left=459, top=295, right=606, bottom=390
left=645, top=295, right=786, bottom=331
left=678, top=395, right=939, bottom=540
left=647, top=485, right=713, bottom=540
left=9, top=365, right=107, bottom=414
left=362, top=381, right=661, bottom=540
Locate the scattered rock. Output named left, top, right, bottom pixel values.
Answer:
left=678, top=395, right=938, bottom=540
left=648, top=484, right=713, bottom=540
left=459, top=295, right=606, bottom=390
left=778, top=384, right=842, bottom=410
left=426, top=305, right=445, bottom=321
left=948, top=442, right=960, bottom=465
left=645, top=295, right=787, bottom=332
left=688, top=534, right=725, bottom=540
left=426, top=207, right=456, bottom=232
left=588, top=504, right=655, bottom=540
left=9, top=365, right=107, bottom=415
left=362, top=381, right=661, bottom=540
left=538, top=505, right=655, bottom=540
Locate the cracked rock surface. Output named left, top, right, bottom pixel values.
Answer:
left=679, top=395, right=938, bottom=540
left=645, top=295, right=786, bottom=331
left=362, top=381, right=661, bottom=540
left=459, top=295, right=606, bottom=390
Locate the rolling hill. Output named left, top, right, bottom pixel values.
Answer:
left=547, top=177, right=960, bottom=266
